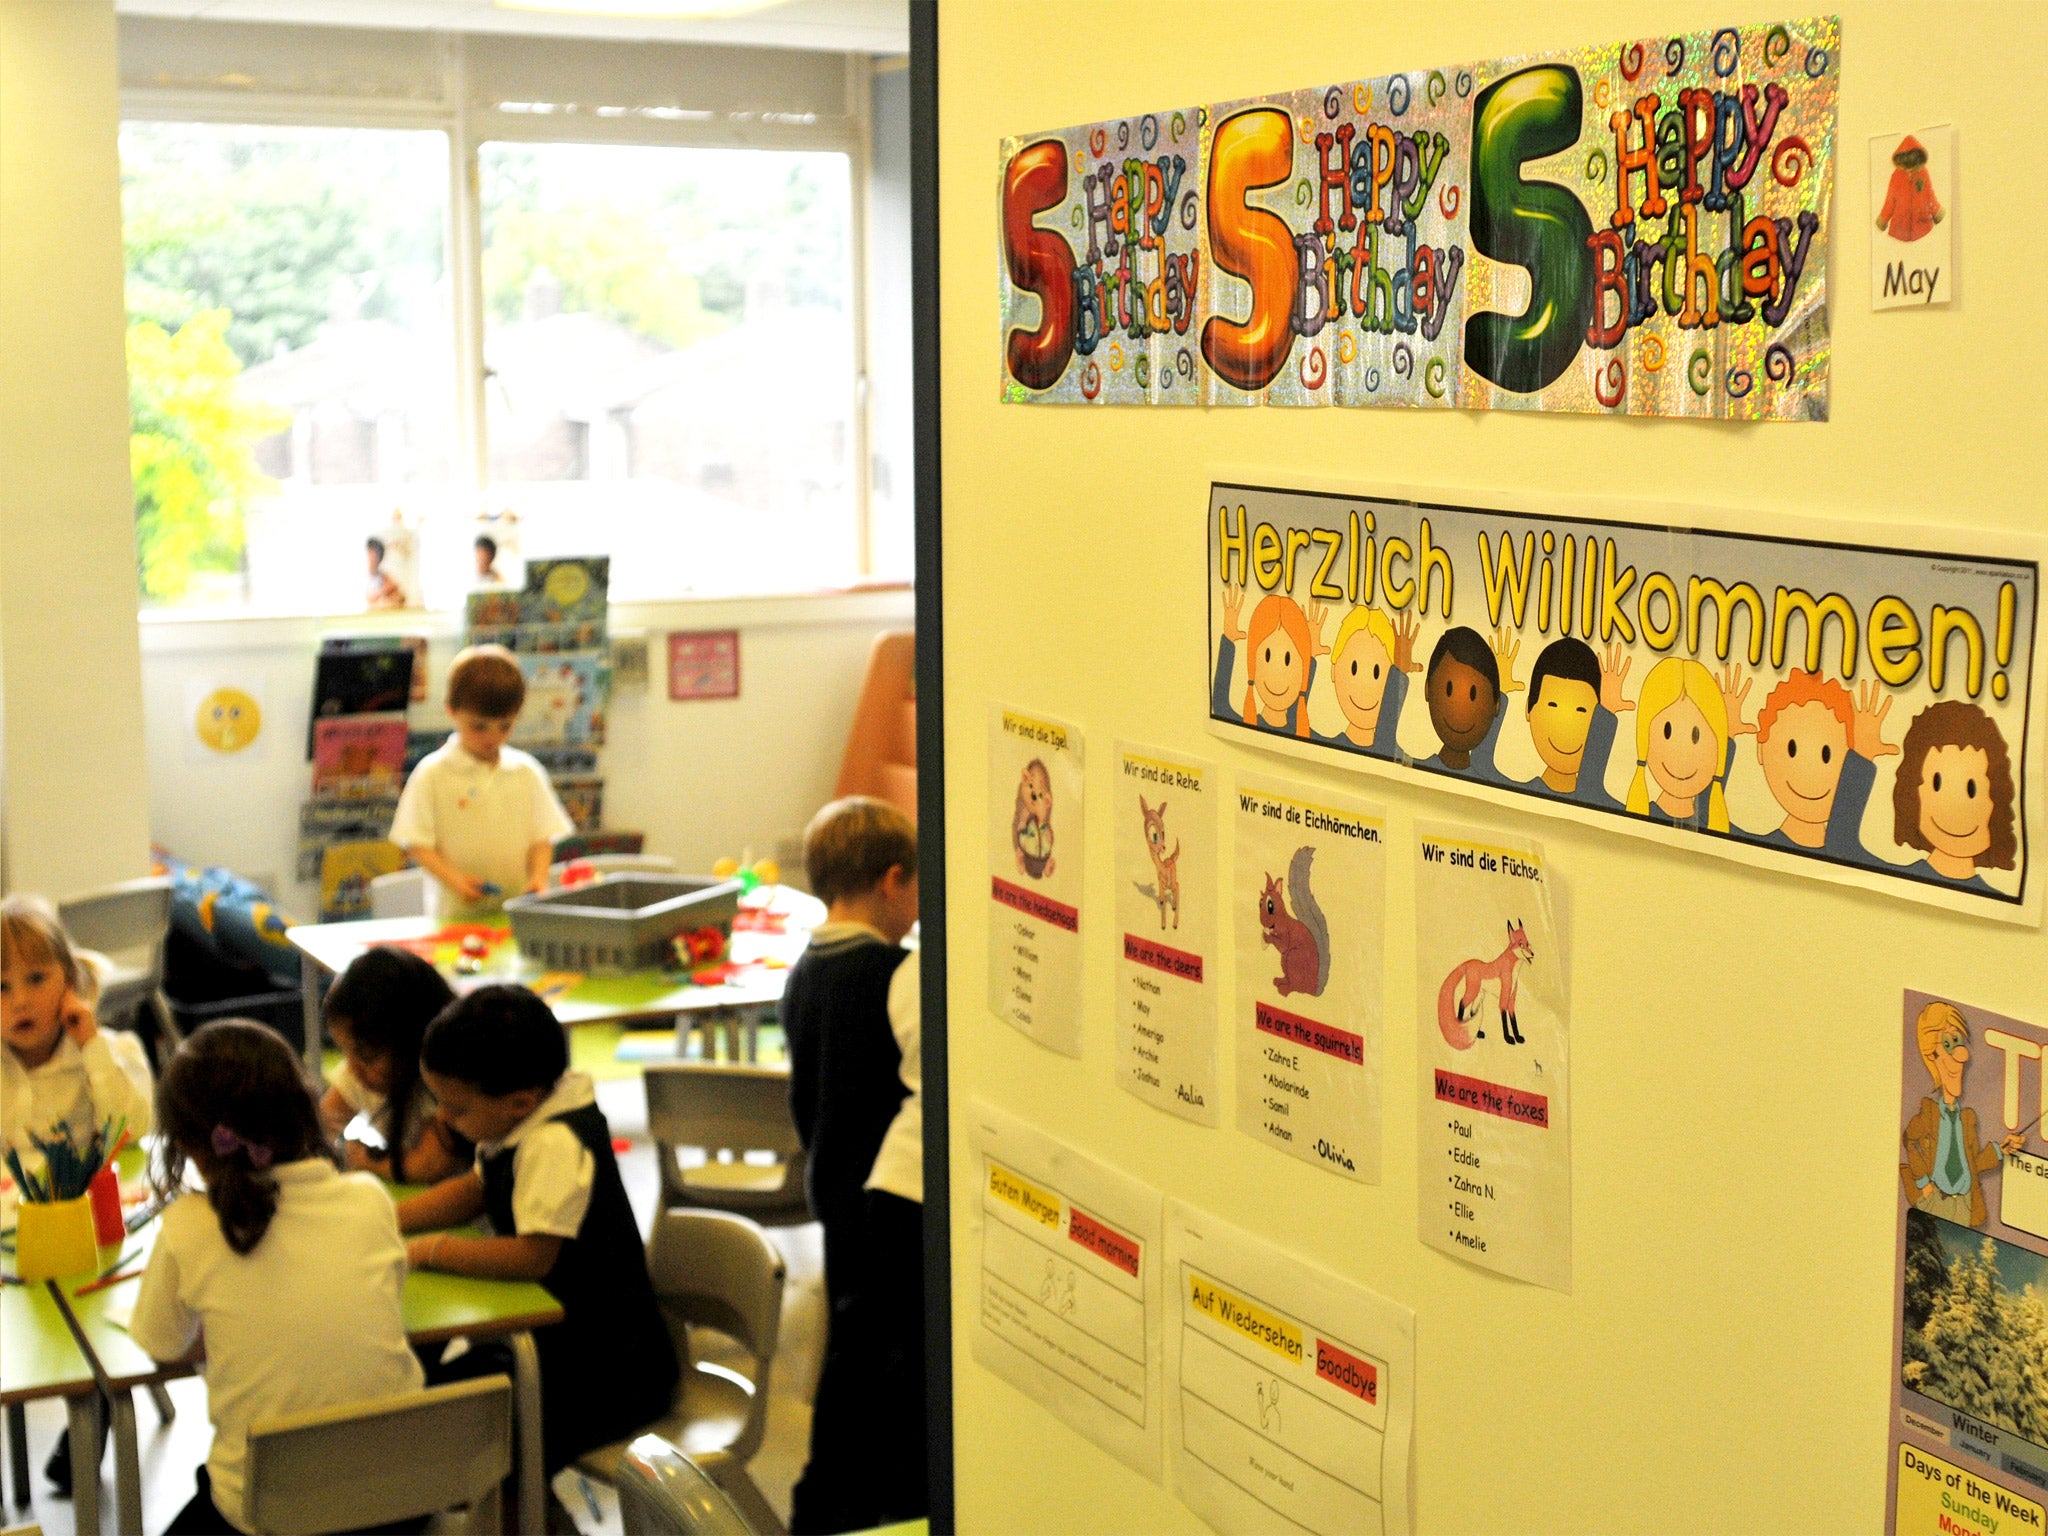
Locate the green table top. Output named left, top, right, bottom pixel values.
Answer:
left=2, top=1188, right=562, bottom=1403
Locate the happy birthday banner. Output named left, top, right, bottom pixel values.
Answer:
left=1000, top=17, right=1839, bottom=419
left=1207, top=482, right=2042, bottom=923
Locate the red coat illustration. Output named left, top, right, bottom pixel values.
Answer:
left=1877, top=134, right=1943, bottom=244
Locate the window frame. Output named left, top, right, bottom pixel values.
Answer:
left=120, top=29, right=878, bottom=613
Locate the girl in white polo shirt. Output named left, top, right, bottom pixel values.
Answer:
left=132, top=1020, right=427, bottom=1536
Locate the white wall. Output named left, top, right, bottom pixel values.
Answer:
left=0, top=1, right=151, bottom=900
left=143, top=588, right=913, bottom=914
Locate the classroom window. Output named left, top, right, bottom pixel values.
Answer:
left=478, top=141, right=858, bottom=599
left=120, top=121, right=456, bottom=612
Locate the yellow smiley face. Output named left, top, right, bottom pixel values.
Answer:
left=195, top=687, right=261, bottom=753
left=544, top=564, right=590, bottom=609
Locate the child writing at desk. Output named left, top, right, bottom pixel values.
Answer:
left=396, top=985, right=677, bottom=1476
left=388, top=644, right=572, bottom=919
left=131, top=1021, right=426, bottom=1536
left=318, top=947, right=470, bottom=1183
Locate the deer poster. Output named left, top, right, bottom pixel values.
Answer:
left=1232, top=773, right=1387, bottom=1184
left=1415, top=820, right=1571, bottom=1291
left=1115, top=741, right=1219, bottom=1125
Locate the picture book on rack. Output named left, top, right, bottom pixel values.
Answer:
left=312, top=716, right=408, bottom=798
left=512, top=653, right=607, bottom=747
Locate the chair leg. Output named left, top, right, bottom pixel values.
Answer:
left=469, top=1481, right=503, bottom=1536
left=6, top=1401, right=29, bottom=1510
left=148, top=1381, right=177, bottom=1423
left=711, top=1466, right=786, bottom=1536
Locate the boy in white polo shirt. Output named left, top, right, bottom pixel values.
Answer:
left=389, top=644, right=573, bottom=919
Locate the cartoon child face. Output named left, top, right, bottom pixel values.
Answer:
left=1918, top=744, right=1995, bottom=862
left=1331, top=630, right=1393, bottom=729
left=1254, top=631, right=1309, bottom=718
left=1427, top=656, right=1497, bottom=753
left=1528, top=675, right=1597, bottom=775
left=1758, top=699, right=1849, bottom=822
left=1646, top=692, right=1720, bottom=797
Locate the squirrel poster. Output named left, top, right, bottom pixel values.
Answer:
left=1259, top=845, right=1330, bottom=997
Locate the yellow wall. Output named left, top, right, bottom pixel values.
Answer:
left=0, top=0, right=150, bottom=897
left=939, top=3, right=2048, bottom=1529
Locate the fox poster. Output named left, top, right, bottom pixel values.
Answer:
left=1232, top=773, right=1387, bottom=1184
left=1415, top=819, right=1571, bottom=1291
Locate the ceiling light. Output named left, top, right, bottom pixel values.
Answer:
left=495, top=0, right=786, bottom=17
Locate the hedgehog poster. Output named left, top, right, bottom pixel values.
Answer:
left=1231, top=773, right=1387, bottom=1185
left=1414, top=820, right=1571, bottom=1292
left=1114, top=741, right=1219, bottom=1126
left=987, top=704, right=1087, bottom=1057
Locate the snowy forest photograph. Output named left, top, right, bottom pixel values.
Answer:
left=1901, top=1209, right=2048, bottom=1446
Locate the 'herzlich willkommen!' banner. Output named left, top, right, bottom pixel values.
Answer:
left=1001, top=17, right=1837, bottom=420
left=1206, top=482, right=2043, bottom=923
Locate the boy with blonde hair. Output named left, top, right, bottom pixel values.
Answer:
left=784, top=795, right=919, bottom=1534
left=389, top=644, right=572, bottom=918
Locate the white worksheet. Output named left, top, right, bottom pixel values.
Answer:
left=1414, top=819, right=1572, bottom=1292
left=1114, top=740, right=1219, bottom=1124
left=967, top=1100, right=1164, bottom=1481
left=1165, top=1200, right=1414, bottom=1535
left=1232, top=772, right=1386, bottom=1183
left=986, top=703, right=1087, bottom=1056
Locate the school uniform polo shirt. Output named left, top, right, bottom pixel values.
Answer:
left=865, top=950, right=924, bottom=1205
left=129, top=1160, right=424, bottom=1535
left=476, top=1071, right=597, bottom=1238
left=387, top=737, right=572, bottom=914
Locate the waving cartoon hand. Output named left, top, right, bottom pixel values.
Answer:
left=1600, top=642, right=1634, bottom=713
left=1392, top=609, right=1421, bottom=673
left=1491, top=626, right=1524, bottom=694
left=1719, top=663, right=1757, bottom=736
left=1306, top=599, right=1333, bottom=659
left=1222, top=583, right=1246, bottom=644
left=1853, top=680, right=1900, bottom=761
left=2004, top=1132, right=2028, bottom=1158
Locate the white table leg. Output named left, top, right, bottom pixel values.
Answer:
left=111, top=1390, right=142, bottom=1536
left=66, top=1393, right=100, bottom=1536
left=300, top=952, right=325, bottom=1075
left=511, top=1330, right=544, bottom=1534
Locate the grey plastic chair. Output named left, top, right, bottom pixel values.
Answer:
left=576, top=1210, right=786, bottom=1534
left=243, top=1374, right=512, bottom=1535
left=56, top=876, right=174, bottom=1041
left=644, top=1062, right=810, bottom=1223
left=615, top=1436, right=758, bottom=1536
left=367, top=867, right=428, bottom=919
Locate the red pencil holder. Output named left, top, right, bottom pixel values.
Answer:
left=88, top=1163, right=124, bottom=1247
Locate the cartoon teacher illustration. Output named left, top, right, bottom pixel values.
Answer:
left=1901, top=999, right=2023, bottom=1227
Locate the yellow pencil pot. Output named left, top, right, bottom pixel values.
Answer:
left=16, top=1195, right=98, bottom=1282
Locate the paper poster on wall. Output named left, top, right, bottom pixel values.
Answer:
left=1000, top=18, right=1838, bottom=421
left=1164, top=1199, right=1415, bottom=1535
left=1115, top=741, right=1219, bottom=1124
left=1415, top=821, right=1570, bottom=1292
left=1887, top=993, right=2048, bottom=1533
left=1232, top=773, right=1386, bottom=1183
left=1871, top=126, right=1953, bottom=310
left=186, top=679, right=267, bottom=761
left=1207, top=481, right=2044, bottom=923
left=967, top=1100, right=1164, bottom=1482
left=988, top=705, right=1087, bottom=1056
